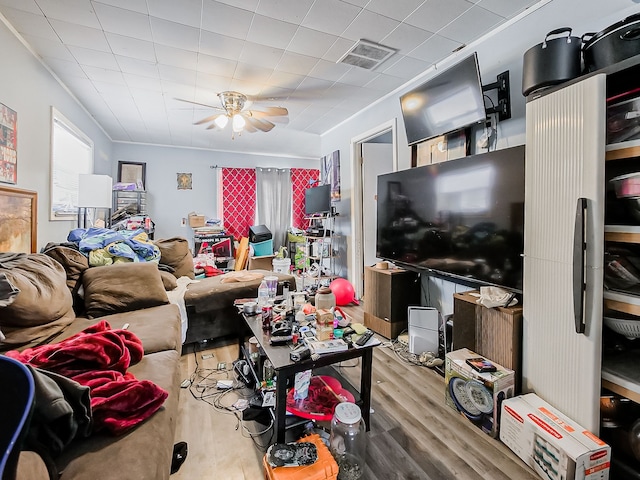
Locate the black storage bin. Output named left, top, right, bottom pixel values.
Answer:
left=249, top=224, right=272, bottom=243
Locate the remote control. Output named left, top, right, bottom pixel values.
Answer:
left=355, top=330, right=374, bottom=346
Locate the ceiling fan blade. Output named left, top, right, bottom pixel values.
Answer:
left=243, top=122, right=258, bottom=133
left=194, top=114, right=222, bottom=125
left=174, top=97, right=224, bottom=111
left=250, top=106, right=288, bottom=117
left=246, top=116, right=275, bottom=132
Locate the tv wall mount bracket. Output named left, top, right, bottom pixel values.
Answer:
left=482, top=71, right=511, bottom=122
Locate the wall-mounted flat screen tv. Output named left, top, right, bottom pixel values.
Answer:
left=376, top=145, right=525, bottom=292
left=305, top=184, right=331, bottom=215
left=400, top=53, right=486, bottom=146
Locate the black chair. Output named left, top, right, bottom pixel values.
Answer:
left=0, top=355, right=35, bottom=480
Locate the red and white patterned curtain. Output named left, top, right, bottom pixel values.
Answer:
left=291, top=168, right=320, bottom=230
left=222, top=168, right=256, bottom=240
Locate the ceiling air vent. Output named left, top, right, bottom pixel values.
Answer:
left=338, top=39, right=396, bottom=70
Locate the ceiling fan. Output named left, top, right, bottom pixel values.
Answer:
left=176, top=91, right=288, bottom=135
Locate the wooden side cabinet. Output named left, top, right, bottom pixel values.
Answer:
left=364, top=266, right=420, bottom=339
left=453, top=291, right=523, bottom=391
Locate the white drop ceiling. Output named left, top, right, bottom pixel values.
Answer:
left=0, top=0, right=540, bottom=157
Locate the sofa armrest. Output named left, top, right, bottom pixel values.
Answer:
left=16, top=451, right=51, bottom=480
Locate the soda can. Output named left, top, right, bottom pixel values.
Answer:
left=262, top=305, right=272, bottom=331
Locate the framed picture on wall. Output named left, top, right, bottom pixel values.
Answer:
left=0, top=186, right=37, bottom=253
left=0, top=102, right=17, bottom=184
left=117, top=161, right=146, bottom=189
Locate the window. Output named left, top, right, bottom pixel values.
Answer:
left=50, top=108, right=93, bottom=220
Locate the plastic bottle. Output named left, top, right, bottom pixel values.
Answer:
left=257, top=279, right=269, bottom=307
left=315, top=286, right=336, bottom=311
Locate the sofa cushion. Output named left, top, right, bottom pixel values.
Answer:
left=0, top=253, right=75, bottom=350
left=159, top=270, right=178, bottom=291
left=51, top=305, right=181, bottom=355
left=82, top=262, right=169, bottom=319
left=55, top=349, right=180, bottom=480
left=155, top=237, right=194, bottom=279
left=42, top=245, right=89, bottom=308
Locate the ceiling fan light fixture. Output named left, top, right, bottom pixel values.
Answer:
left=214, top=115, right=229, bottom=129
left=232, top=114, right=245, bottom=132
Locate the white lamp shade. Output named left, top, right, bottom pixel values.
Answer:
left=232, top=114, right=245, bottom=132
left=78, top=174, right=112, bottom=208
left=214, top=115, right=229, bottom=129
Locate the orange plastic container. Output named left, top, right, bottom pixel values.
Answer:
left=263, top=433, right=339, bottom=480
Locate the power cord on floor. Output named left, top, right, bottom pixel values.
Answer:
left=383, top=330, right=444, bottom=368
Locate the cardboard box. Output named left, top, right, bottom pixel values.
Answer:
left=188, top=214, right=206, bottom=228
left=500, top=393, right=610, bottom=480
left=444, top=348, right=515, bottom=437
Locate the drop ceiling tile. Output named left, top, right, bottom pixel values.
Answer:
left=246, top=14, right=297, bottom=50
left=91, top=79, right=130, bottom=96
left=255, top=0, right=313, bottom=24
left=201, top=0, right=253, bottom=40
left=147, top=0, right=202, bottom=28
left=323, top=37, right=358, bottom=62
left=93, top=2, right=152, bottom=41
left=381, top=54, right=430, bottom=79
left=301, top=0, right=361, bottom=36
left=198, top=30, right=244, bottom=60
left=338, top=66, right=377, bottom=87
left=407, top=33, right=462, bottom=63
left=82, top=65, right=126, bottom=84
left=239, top=42, right=284, bottom=70
left=438, top=5, right=502, bottom=44
left=150, top=17, right=200, bottom=52
left=44, top=57, right=86, bottom=78
left=234, top=61, right=273, bottom=83
left=287, top=27, right=338, bottom=58
left=196, top=53, right=237, bottom=77
left=68, top=45, right=119, bottom=69
left=0, top=7, right=58, bottom=39
left=106, top=32, right=156, bottom=60
left=309, top=59, right=351, bottom=83
left=48, top=19, right=109, bottom=51
left=477, top=0, right=539, bottom=18
left=342, top=9, right=400, bottom=43
left=296, top=76, right=333, bottom=95
left=123, top=73, right=162, bottom=92
left=158, top=64, right=197, bottom=85
left=22, top=33, right=75, bottom=61
left=91, top=0, right=148, bottom=15
left=341, top=0, right=368, bottom=6
left=213, top=0, right=259, bottom=12
left=115, top=55, right=159, bottom=78
left=0, top=0, right=40, bottom=14
left=365, top=0, right=425, bottom=21
left=382, top=22, right=433, bottom=55
left=155, top=44, right=198, bottom=70
left=36, top=0, right=100, bottom=28
left=227, top=77, right=265, bottom=96
left=364, top=72, right=408, bottom=90
left=405, top=0, right=473, bottom=32
left=265, top=70, right=305, bottom=90
left=275, top=51, right=318, bottom=77
left=195, top=72, right=232, bottom=96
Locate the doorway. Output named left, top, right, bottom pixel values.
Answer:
left=349, top=120, right=398, bottom=298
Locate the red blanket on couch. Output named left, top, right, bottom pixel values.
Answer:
left=7, top=320, right=168, bottom=435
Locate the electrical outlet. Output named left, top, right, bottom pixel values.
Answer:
left=217, top=362, right=226, bottom=370
left=202, top=353, right=213, bottom=360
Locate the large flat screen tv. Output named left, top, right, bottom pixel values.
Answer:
left=400, top=53, right=486, bottom=146
left=305, top=184, right=331, bottom=215
left=376, top=145, right=525, bottom=292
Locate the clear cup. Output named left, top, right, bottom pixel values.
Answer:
left=264, top=275, right=278, bottom=299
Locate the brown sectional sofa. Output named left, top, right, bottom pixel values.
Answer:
left=0, top=254, right=182, bottom=480
left=0, top=236, right=295, bottom=479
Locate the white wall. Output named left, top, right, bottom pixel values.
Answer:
left=320, top=0, right=640, bottom=298
left=112, top=142, right=318, bottom=244
left=0, top=18, right=112, bottom=249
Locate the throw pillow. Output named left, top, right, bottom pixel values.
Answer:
left=0, top=253, right=75, bottom=350
left=159, top=270, right=178, bottom=291
left=82, top=262, right=169, bottom=319
left=154, top=237, right=195, bottom=279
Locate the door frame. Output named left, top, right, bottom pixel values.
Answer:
left=349, top=119, right=398, bottom=298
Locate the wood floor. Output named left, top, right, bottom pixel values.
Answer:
left=172, top=305, right=538, bottom=479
